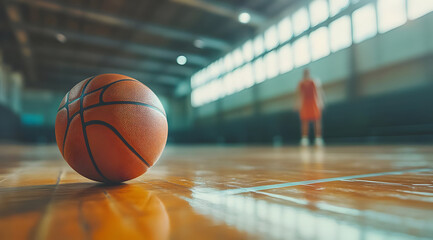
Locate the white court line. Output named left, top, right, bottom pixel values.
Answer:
left=216, top=168, right=433, bottom=195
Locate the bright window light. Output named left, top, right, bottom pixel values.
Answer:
left=329, top=0, right=349, bottom=16
left=202, top=68, right=210, bottom=84
left=253, top=57, right=266, bottom=83
left=216, top=59, right=224, bottom=76
left=191, top=89, right=197, bottom=106
left=191, top=89, right=198, bottom=107
left=191, top=74, right=197, bottom=88
left=208, top=80, right=220, bottom=102
left=293, top=36, right=310, bottom=67
left=196, top=70, right=204, bottom=86
left=208, top=63, right=217, bottom=79
left=309, top=0, right=329, bottom=26
left=231, top=69, right=243, bottom=93
left=242, top=40, right=254, bottom=62
left=264, top=51, right=279, bottom=79
left=278, top=44, right=293, bottom=73
left=223, top=73, right=235, bottom=96
left=264, top=26, right=279, bottom=50
left=237, top=67, right=246, bottom=90
left=310, top=27, right=330, bottom=61
left=232, top=49, right=244, bottom=67
left=241, top=63, right=255, bottom=88
left=293, top=7, right=310, bottom=36
left=408, top=0, right=433, bottom=20
left=223, top=54, right=234, bottom=72
left=193, top=86, right=204, bottom=106
left=253, top=35, right=265, bottom=57
left=277, top=17, right=292, bottom=44
left=329, top=16, right=351, bottom=52
left=201, top=84, right=211, bottom=104
left=194, top=72, right=202, bottom=87
left=378, top=0, right=406, bottom=33
left=216, top=79, right=224, bottom=100
left=352, top=4, right=377, bottom=43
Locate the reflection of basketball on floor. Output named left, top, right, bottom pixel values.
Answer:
left=55, top=74, right=168, bottom=183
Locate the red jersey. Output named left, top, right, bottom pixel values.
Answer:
left=298, top=79, right=322, bottom=121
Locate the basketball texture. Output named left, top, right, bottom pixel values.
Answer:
left=55, top=74, right=168, bottom=183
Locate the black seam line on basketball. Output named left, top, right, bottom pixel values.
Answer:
left=57, top=77, right=97, bottom=111
left=61, top=91, right=71, bottom=155
left=85, top=120, right=151, bottom=167
left=68, top=101, right=166, bottom=122
left=99, top=79, right=137, bottom=103
left=57, top=78, right=137, bottom=112
left=79, top=77, right=112, bottom=183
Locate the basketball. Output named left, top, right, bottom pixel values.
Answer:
left=54, top=73, right=168, bottom=183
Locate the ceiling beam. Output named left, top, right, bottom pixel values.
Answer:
left=33, top=46, right=198, bottom=77
left=3, top=3, right=37, bottom=82
left=8, top=0, right=230, bottom=51
left=18, top=23, right=210, bottom=67
left=37, top=60, right=185, bottom=86
left=32, top=73, right=174, bottom=95
left=171, top=0, right=266, bottom=27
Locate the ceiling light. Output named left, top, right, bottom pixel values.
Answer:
left=56, top=33, right=67, bottom=43
left=177, top=55, right=187, bottom=65
left=194, top=39, right=205, bottom=49
left=238, top=12, right=251, bottom=24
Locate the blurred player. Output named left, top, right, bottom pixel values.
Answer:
left=296, top=69, right=324, bottom=146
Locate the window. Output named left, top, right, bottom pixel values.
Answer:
left=408, top=0, right=433, bottom=20
left=208, top=63, right=217, bottom=80
left=277, top=17, right=292, bottom=43
left=191, top=89, right=198, bottom=107
left=232, top=49, right=244, bottom=67
left=310, top=27, right=330, bottom=61
left=293, top=7, right=310, bottom=36
left=264, top=26, right=279, bottom=50
left=232, top=69, right=243, bottom=93
left=309, top=0, right=329, bottom=26
left=253, top=57, right=266, bottom=83
left=216, top=59, right=224, bottom=77
left=223, top=54, right=234, bottom=72
left=254, top=35, right=265, bottom=57
left=209, top=79, right=223, bottom=102
left=192, top=86, right=205, bottom=106
left=377, top=0, right=406, bottom=33
left=278, top=44, right=293, bottom=73
left=194, top=71, right=202, bottom=87
left=195, top=69, right=206, bottom=87
left=215, top=78, right=225, bottom=98
left=264, top=51, right=279, bottom=79
left=329, top=16, right=351, bottom=52
left=191, top=74, right=198, bottom=88
left=242, top=40, right=254, bottom=62
left=352, top=4, right=377, bottom=43
left=241, top=63, right=255, bottom=88
left=293, top=36, right=310, bottom=67
left=329, top=0, right=349, bottom=16
left=223, top=73, right=235, bottom=96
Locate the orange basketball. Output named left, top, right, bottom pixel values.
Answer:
left=55, top=74, right=168, bottom=183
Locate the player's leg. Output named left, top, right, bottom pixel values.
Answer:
left=314, top=119, right=324, bottom=146
left=300, top=120, right=309, bottom=146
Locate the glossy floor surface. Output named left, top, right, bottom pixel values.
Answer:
left=0, top=144, right=432, bottom=240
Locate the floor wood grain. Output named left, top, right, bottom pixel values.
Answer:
left=0, top=145, right=432, bottom=240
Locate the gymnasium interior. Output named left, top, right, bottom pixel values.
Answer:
left=0, top=0, right=432, bottom=239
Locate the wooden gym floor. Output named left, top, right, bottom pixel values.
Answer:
left=0, top=144, right=432, bottom=240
